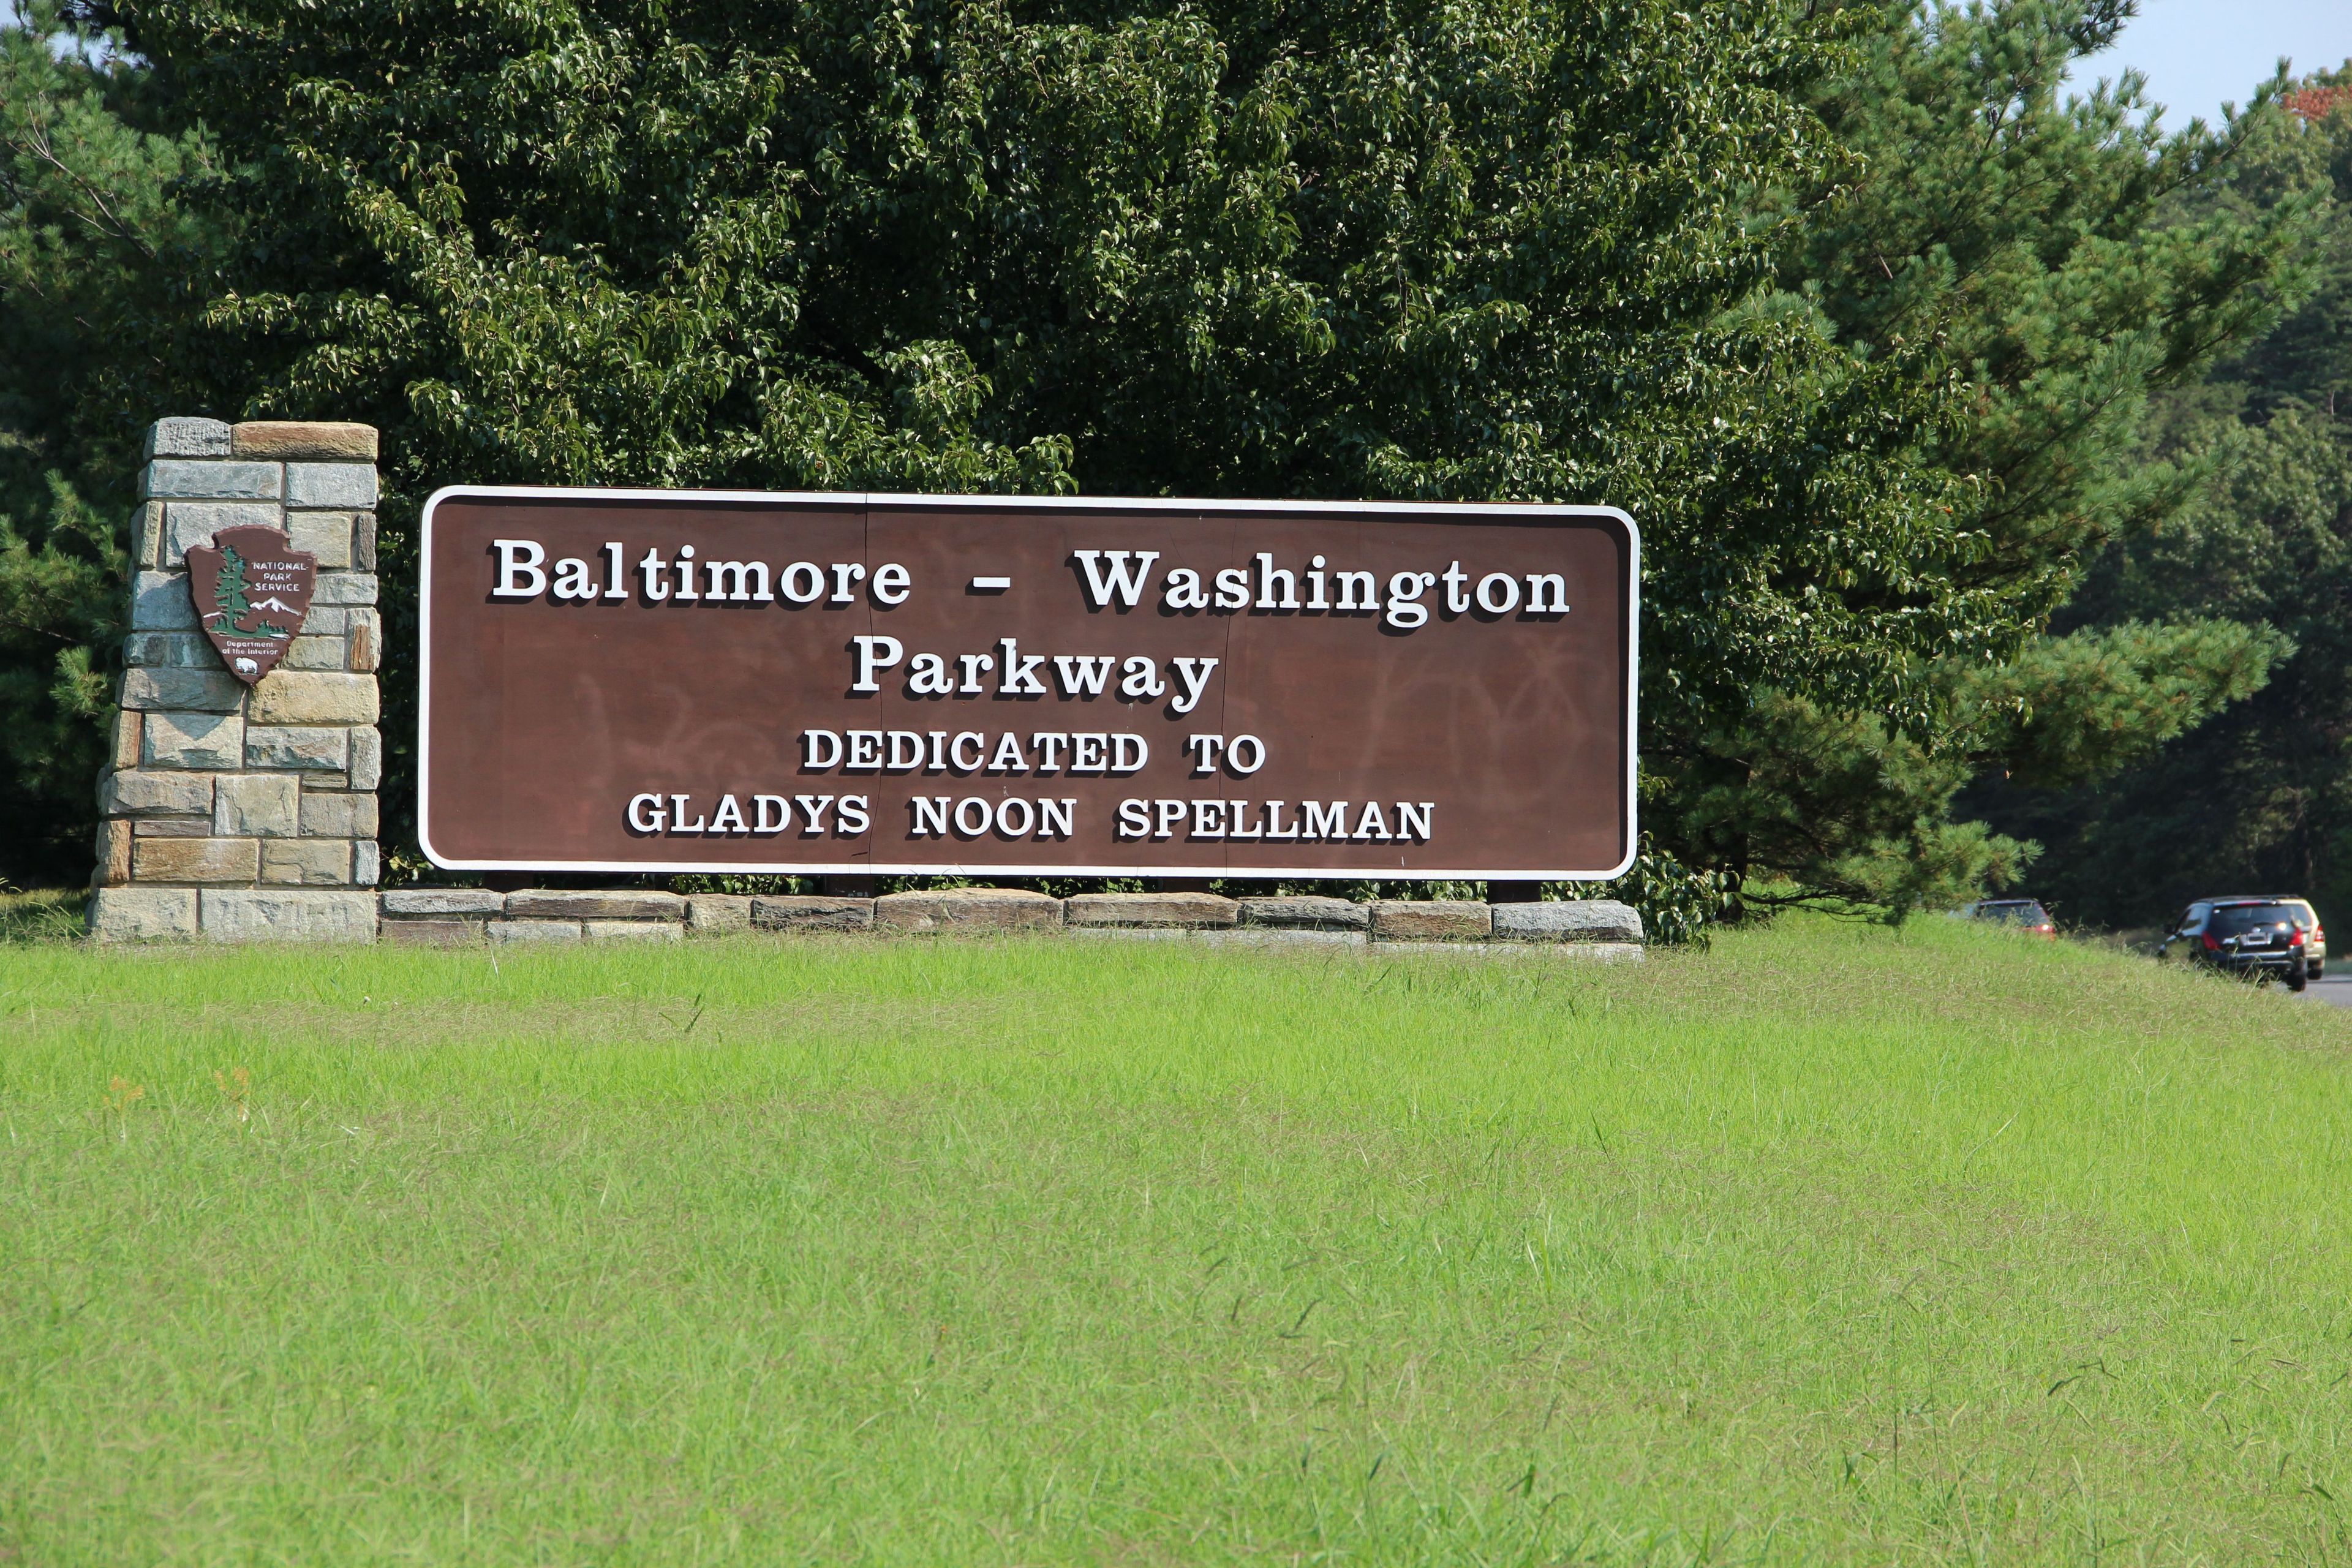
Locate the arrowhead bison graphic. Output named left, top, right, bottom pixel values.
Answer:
left=186, top=525, right=318, bottom=685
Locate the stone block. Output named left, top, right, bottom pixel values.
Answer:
left=381, top=888, right=505, bottom=916
left=383, top=918, right=483, bottom=946
left=586, top=919, right=682, bottom=942
left=686, top=895, right=753, bottom=935
left=873, top=888, right=1061, bottom=932
left=130, top=572, right=201, bottom=631
left=214, top=773, right=300, bottom=837
left=89, top=886, right=198, bottom=941
left=1375, top=941, right=1645, bottom=964
left=299, top=791, right=377, bottom=837
left=122, top=666, right=243, bottom=713
left=135, top=836, right=260, bottom=883
left=750, top=895, right=874, bottom=933
left=1491, top=899, right=1645, bottom=943
left=355, top=512, right=377, bottom=571
left=1065, top=892, right=1238, bottom=928
left=261, top=838, right=353, bottom=885
left=354, top=841, right=380, bottom=886
left=140, top=459, right=280, bottom=501
left=314, top=571, right=379, bottom=606
left=130, top=500, right=164, bottom=568
left=94, top=818, right=132, bottom=886
left=487, top=920, right=582, bottom=944
left=164, top=501, right=283, bottom=568
left=349, top=726, right=382, bottom=790
left=231, top=421, right=378, bottom=461
left=110, top=711, right=141, bottom=772
left=200, top=888, right=376, bottom=943
left=246, top=725, right=349, bottom=771
left=285, top=463, right=378, bottom=509
left=143, top=710, right=245, bottom=771
left=145, top=418, right=232, bottom=459
left=1237, top=895, right=1371, bottom=930
left=284, top=634, right=348, bottom=670
left=504, top=889, right=684, bottom=921
left=1370, top=900, right=1493, bottom=941
left=347, top=608, right=380, bottom=672
left=1072, top=926, right=1370, bottom=949
left=124, top=631, right=214, bottom=669
left=134, top=818, right=216, bottom=837
left=1227, top=927, right=1370, bottom=949
left=287, top=511, right=355, bottom=568
left=102, top=769, right=214, bottom=818
left=301, top=607, right=347, bottom=635
left=249, top=671, right=378, bottom=725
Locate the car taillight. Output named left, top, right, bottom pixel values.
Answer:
left=2202, top=933, right=2220, bottom=951
left=2291, top=929, right=2307, bottom=947
left=2037, top=923, right=2054, bottom=933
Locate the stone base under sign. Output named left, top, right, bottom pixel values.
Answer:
left=81, top=887, right=1641, bottom=949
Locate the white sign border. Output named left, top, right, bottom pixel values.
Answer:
left=417, top=487, right=1640, bottom=880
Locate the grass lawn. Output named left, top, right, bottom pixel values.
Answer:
left=5, top=916, right=2352, bottom=1564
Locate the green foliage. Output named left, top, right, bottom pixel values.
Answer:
left=1643, top=0, right=2315, bottom=920
left=0, top=0, right=2312, bottom=922
left=1973, top=68, right=2352, bottom=928
left=0, top=475, right=125, bottom=876
left=0, top=2, right=228, bottom=881
left=1959, top=618, right=2288, bottom=789
left=96, top=0, right=2010, bottom=744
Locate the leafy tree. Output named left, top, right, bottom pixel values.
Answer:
left=1971, top=69, right=2352, bottom=930
left=0, top=2, right=232, bottom=881
left=0, top=0, right=2312, bottom=921
left=20, top=0, right=1993, bottom=894
left=1650, top=0, right=2314, bottom=915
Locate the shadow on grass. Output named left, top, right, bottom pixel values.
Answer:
left=0, top=887, right=85, bottom=943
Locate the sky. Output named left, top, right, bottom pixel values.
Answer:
left=2076, top=0, right=2351, bottom=127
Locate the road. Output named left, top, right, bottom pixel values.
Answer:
left=2305, top=973, right=2352, bottom=1007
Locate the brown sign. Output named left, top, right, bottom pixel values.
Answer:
left=418, top=491, right=1637, bottom=878
left=186, top=525, right=317, bottom=684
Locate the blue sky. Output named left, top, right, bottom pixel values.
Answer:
left=2076, top=0, right=2350, bottom=127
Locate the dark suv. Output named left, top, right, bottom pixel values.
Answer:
left=2159, top=897, right=2327, bottom=991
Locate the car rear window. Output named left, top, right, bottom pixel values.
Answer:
left=2210, top=903, right=2301, bottom=936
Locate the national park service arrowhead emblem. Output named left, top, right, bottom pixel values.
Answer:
left=186, top=525, right=317, bottom=685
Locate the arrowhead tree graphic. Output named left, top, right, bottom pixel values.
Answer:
left=215, top=545, right=252, bottom=622
left=185, top=526, right=319, bottom=685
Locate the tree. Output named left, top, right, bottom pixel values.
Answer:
left=0, top=0, right=2310, bottom=919
left=1647, top=0, right=2314, bottom=915
left=0, top=2, right=233, bottom=882
left=1969, top=67, right=2352, bottom=927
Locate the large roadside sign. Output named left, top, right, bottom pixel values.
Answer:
left=417, top=490, right=1637, bottom=879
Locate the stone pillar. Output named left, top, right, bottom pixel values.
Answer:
left=87, top=418, right=382, bottom=942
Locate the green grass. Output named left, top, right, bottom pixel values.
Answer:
left=0, top=886, right=81, bottom=944
left=4, top=920, right=2351, bottom=1564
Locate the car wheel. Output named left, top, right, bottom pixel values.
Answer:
left=2289, top=968, right=2310, bottom=993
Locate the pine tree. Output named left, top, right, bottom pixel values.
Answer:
left=1972, top=63, right=2352, bottom=927
left=213, top=545, right=249, bottom=622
